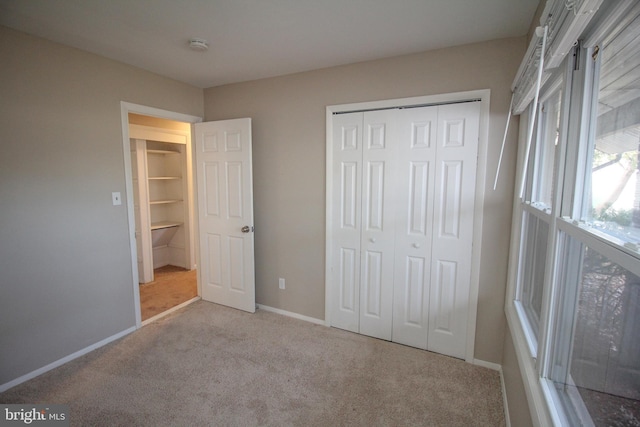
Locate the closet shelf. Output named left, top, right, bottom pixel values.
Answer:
left=149, top=199, right=183, bottom=205
left=151, top=221, right=183, bottom=230
left=147, top=149, right=180, bottom=155
left=148, top=176, right=181, bottom=180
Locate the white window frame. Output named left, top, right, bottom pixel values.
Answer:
left=514, top=70, right=569, bottom=359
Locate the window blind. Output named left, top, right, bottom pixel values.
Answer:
left=512, top=0, right=603, bottom=115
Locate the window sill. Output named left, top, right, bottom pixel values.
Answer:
left=505, top=301, right=560, bottom=426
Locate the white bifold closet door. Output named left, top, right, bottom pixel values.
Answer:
left=330, top=102, right=479, bottom=359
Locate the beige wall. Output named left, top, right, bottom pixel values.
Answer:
left=502, top=323, right=535, bottom=426
left=204, top=36, right=525, bottom=363
left=0, top=26, right=203, bottom=386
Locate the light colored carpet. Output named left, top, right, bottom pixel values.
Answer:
left=0, top=301, right=505, bottom=426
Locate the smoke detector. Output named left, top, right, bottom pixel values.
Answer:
left=188, top=38, right=209, bottom=51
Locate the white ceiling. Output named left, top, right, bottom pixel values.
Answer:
left=0, top=0, right=539, bottom=88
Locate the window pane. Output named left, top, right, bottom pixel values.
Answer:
left=585, top=14, right=640, bottom=245
left=519, top=212, right=549, bottom=340
left=550, top=236, right=640, bottom=426
left=534, top=90, right=561, bottom=208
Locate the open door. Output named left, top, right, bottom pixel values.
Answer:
left=194, top=118, right=255, bottom=313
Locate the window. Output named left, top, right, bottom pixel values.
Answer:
left=516, top=81, right=564, bottom=354
left=533, top=88, right=562, bottom=210
left=508, top=1, right=640, bottom=425
left=518, top=212, right=549, bottom=342
left=549, top=229, right=640, bottom=426
left=545, top=9, right=640, bottom=424
left=581, top=10, right=640, bottom=249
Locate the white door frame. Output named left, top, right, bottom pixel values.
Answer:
left=325, top=90, right=490, bottom=363
left=120, top=102, right=202, bottom=328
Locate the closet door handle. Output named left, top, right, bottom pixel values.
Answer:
left=370, top=238, right=376, bottom=243
left=413, top=243, right=421, bottom=248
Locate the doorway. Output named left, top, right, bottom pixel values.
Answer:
left=120, top=102, right=202, bottom=326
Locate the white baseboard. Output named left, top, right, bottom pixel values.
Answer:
left=472, top=358, right=501, bottom=371
left=0, top=326, right=137, bottom=393
left=473, top=359, right=510, bottom=426
left=257, top=304, right=325, bottom=326
left=500, top=366, right=512, bottom=427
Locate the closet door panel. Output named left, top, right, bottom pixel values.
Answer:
left=362, top=250, right=383, bottom=317
left=330, top=113, right=363, bottom=333
left=428, top=102, right=480, bottom=359
left=359, top=110, right=396, bottom=341
left=392, top=106, right=437, bottom=349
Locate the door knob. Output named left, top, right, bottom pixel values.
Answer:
left=413, top=243, right=421, bottom=248
left=241, top=226, right=251, bottom=233
left=370, top=238, right=376, bottom=243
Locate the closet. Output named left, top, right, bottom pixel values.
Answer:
left=129, top=124, right=193, bottom=283
left=328, top=101, right=480, bottom=359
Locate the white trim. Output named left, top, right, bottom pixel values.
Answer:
left=514, top=300, right=539, bottom=357
left=558, top=219, right=640, bottom=277
left=325, top=90, right=490, bottom=363
left=119, top=102, right=202, bottom=328
left=472, top=359, right=501, bottom=371
left=257, top=304, right=325, bottom=326
left=121, top=102, right=203, bottom=124
left=324, top=106, right=334, bottom=328
left=502, top=101, right=539, bottom=423
left=141, top=296, right=201, bottom=326
left=565, top=378, right=596, bottom=427
left=505, top=306, right=555, bottom=426
left=500, top=367, right=512, bottom=427
left=468, top=90, right=491, bottom=363
left=0, top=326, right=136, bottom=393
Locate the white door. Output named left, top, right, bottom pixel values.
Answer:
left=359, top=109, right=397, bottom=340
left=392, top=106, right=438, bottom=349
left=329, top=110, right=397, bottom=340
left=194, top=118, right=255, bottom=313
left=427, top=102, right=479, bottom=359
left=329, top=101, right=480, bottom=359
left=330, top=112, right=363, bottom=333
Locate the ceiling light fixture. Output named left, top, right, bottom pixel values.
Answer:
left=188, top=38, right=209, bottom=51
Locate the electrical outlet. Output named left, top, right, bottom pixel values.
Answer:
left=279, top=278, right=285, bottom=290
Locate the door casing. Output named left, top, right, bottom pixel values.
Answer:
left=325, top=90, right=490, bottom=363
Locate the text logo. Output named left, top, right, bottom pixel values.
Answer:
left=1, top=405, right=69, bottom=426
